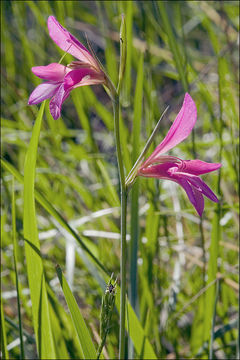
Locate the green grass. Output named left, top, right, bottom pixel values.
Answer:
left=1, top=1, right=239, bottom=359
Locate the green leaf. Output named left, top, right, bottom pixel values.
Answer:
left=12, top=178, right=25, bottom=359
left=203, top=209, right=221, bottom=342
left=56, top=265, right=97, bottom=360
left=1, top=158, right=109, bottom=276
left=115, top=291, right=157, bottom=359
left=129, top=51, right=144, bottom=357
left=97, top=159, right=120, bottom=206
left=1, top=300, right=9, bottom=359
left=158, top=2, right=188, bottom=92
left=121, top=0, right=133, bottom=104
left=23, top=102, right=56, bottom=358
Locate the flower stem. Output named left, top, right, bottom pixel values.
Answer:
left=97, top=332, right=107, bottom=360
left=112, top=94, right=127, bottom=359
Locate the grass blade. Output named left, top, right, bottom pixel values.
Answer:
left=129, top=51, right=144, bottom=357
left=121, top=0, right=133, bottom=104
left=158, top=2, right=188, bottom=92
left=23, top=102, right=56, bottom=358
left=56, top=265, right=97, bottom=360
left=1, top=300, right=9, bottom=359
left=209, top=278, right=220, bottom=359
left=115, top=291, right=157, bottom=359
left=1, top=158, right=109, bottom=276
left=12, top=178, right=25, bottom=359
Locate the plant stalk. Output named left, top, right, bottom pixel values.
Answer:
left=97, top=332, right=107, bottom=360
left=120, top=188, right=127, bottom=359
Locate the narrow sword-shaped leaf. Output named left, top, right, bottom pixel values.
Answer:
left=12, top=178, right=25, bottom=359
left=115, top=291, right=157, bottom=359
left=129, top=51, right=144, bottom=358
left=1, top=300, right=9, bottom=359
left=23, top=101, right=56, bottom=358
left=56, top=265, right=97, bottom=359
left=1, top=158, right=109, bottom=276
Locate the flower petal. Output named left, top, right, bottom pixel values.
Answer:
left=138, top=162, right=176, bottom=179
left=172, top=172, right=219, bottom=203
left=187, top=176, right=219, bottom=203
left=28, top=82, right=60, bottom=105
left=191, top=186, right=205, bottom=216
left=64, top=68, right=104, bottom=90
left=47, top=16, right=96, bottom=67
left=178, top=179, right=204, bottom=216
left=144, top=93, right=197, bottom=166
left=178, top=160, right=222, bottom=175
left=49, top=83, right=70, bottom=120
left=31, top=63, right=68, bottom=81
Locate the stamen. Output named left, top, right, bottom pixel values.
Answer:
left=67, top=61, right=95, bottom=70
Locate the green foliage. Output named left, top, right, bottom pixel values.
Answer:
left=56, top=265, right=96, bottom=359
left=1, top=1, right=238, bottom=359
left=23, top=101, right=56, bottom=358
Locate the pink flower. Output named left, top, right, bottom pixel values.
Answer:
left=28, top=16, right=106, bottom=119
left=138, top=93, right=221, bottom=216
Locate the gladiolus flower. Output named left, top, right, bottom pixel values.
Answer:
left=28, top=16, right=107, bottom=119
left=137, top=93, right=221, bottom=216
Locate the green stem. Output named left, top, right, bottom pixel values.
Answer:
left=97, top=332, right=108, bottom=360
left=120, top=189, right=127, bottom=359
left=112, top=95, right=127, bottom=359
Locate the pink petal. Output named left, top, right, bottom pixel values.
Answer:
left=28, top=82, right=60, bottom=105
left=191, top=186, right=205, bottom=216
left=144, top=93, right=197, bottom=166
left=31, top=63, right=68, bottom=81
left=138, top=162, right=176, bottom=179
left=173, top=172, right=219, bottom=203
left=178, top=160, right=222, bottom=175
left=49, top=83, right=70, bottom=120
left=178, top=179, right=204, bottom=216
left=187, top=176, right=219, bottom=203
left=47, top=16, right=96, bottom=67
left=64, top=68, right=104, bottom=90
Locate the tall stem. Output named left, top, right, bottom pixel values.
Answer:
left=120, top=188, right=127, bottom=359
left=112, top=95, right=127, bottom=359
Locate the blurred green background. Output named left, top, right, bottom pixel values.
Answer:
left=1, top=1, right=239, bottom=359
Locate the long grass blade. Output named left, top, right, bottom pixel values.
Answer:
left=121, top=0, right=133, bottom=104
left=1, top=158, right=109, bottom=276
left=158, top=2, right=188, bottom=92
left=115, top=291, right=157, bottom=359
left=23, top=101, right=56, bottom=358
left=209, top=278, right=220, bottom=359
left=56, top=265, right=97, bottom=360
left=129, top=51, right=144, bottom=357
left=12, top=178, right=25, bottom=359
left=1, top=300, right=9, bottom=359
